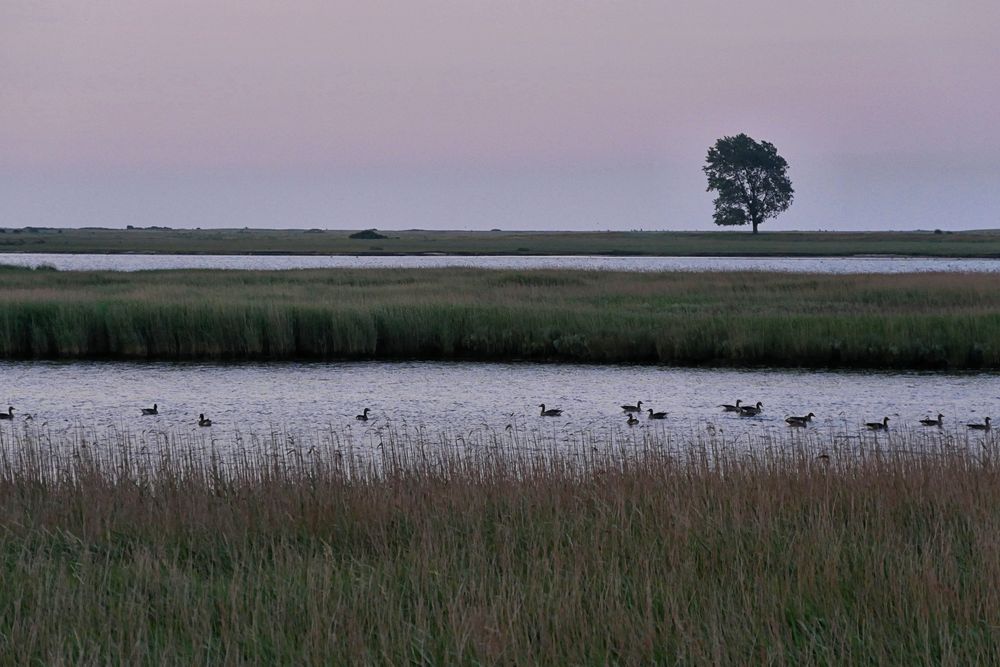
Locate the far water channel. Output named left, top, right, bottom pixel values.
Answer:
left=4, top=253, right=1000, bottom=273
left=1, top=362, right=997, bottom=450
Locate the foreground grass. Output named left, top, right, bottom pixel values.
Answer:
left=2, top=266, right=1000, bottom=367
left=1, top=425, right=999, bottom=663
left=4, top=227, right=1000, bottom=257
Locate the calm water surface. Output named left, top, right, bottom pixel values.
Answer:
left=3, top=253, right=1000, bottom=273
left=1, top=361, right=997, bottom=446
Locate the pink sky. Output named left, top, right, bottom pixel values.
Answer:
left=2, top=1, right=999, bottom=230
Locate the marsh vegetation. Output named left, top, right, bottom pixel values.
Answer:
left=1, top=424, right=999, bottom=663
left=3, top=261, right=997, bottom=662
left=1, top=266, right=999, bottom=367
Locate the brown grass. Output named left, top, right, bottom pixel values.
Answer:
left=1, top=424, right=999, bottom=663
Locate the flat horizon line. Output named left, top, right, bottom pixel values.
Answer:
left=5, top=227, right=1000, bottom=235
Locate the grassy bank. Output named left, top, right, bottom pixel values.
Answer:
left=4, top=227, right=1000, bottom=257
left=1, top=426, right=999, bottom=663
left=2, top=266, right=1000, bottom=368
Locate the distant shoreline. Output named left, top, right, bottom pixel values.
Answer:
left=3, top=228, right=1000, bottom=258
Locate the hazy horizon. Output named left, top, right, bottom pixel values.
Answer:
left=3, top=1, right=999, bottom=231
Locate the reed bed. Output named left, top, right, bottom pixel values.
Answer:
left=1, top=424, right=1000, bottom=664
left=2, top=265, right=1000, bottom=368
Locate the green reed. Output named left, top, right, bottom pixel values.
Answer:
left=2, top=265, right=1000, bottom=367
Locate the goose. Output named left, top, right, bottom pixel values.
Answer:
left=647, top=408, right=667, bottom=420
left=967, top=417, right=992, bottom=431
left=621, top=400, right=643, bottom=413
left=198, top=414, right=212, bottom=427
left=626, top=414, right=639, bottom=426
left=355, top=408, right=370, bottom=421
left=719, top=399, right=743, bottom=412
left=865, top=416, right=889, bottom=431
left=539, top=404, right=563, bottom=417
left=739, top=402, right=763, bottom=416
left=785, top=412, right=816, bottom=425
left=919, top=413, right=944, bottom=427
left=140, top=404, right=158, bottom=416
left=0, top=406, right=13, bottom=420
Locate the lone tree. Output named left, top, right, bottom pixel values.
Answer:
left=703, top=134, right=793, bottom=234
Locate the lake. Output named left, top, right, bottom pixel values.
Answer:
left=1, top=361, right=996, bottom=450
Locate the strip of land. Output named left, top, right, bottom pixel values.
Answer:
left=2, top=265, right=998, bottom=367
left=3, top=227, right=1000, bottom=257
left=1, top=428, right=998, bottom=663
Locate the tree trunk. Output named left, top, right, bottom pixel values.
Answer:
left=752, top=219, right=759, bottom=234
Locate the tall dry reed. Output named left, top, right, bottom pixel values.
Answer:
left=1, top=424, right=999, bottom=663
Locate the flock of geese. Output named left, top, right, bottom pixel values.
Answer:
left=719, top=399, right=991, bottom=431
left=535, top=398, right=994, bottom=432
left=326, top=398, right=993, bottom=434
left=0, top=400, right=992, bottom=432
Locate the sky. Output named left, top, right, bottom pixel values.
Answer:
left=2, top=1, right=999, bottom=231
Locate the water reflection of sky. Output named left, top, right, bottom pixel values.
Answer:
left=1, top=361, right=997, bottom=447
left=3, top=253, right=1000, bottom=274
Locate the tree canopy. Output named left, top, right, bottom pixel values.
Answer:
left=703, top=134, right=793, bottom=233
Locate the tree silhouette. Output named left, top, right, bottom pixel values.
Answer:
left=703, top=134, right=793, bottom=234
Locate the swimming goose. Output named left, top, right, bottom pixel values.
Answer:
left=140, top=404, right=158, bottom=416
left=647, top=409, right=667, bottom=420
left=919, top=413, right=944, bottom=427
left=739, top=402, right=763, bottom=416
left=539, top=404, right=563, bottom=417
left=621, top=401, right=643, bottom=413
left=0, top=406, right=13, bottom=420
left=968, top=417, right=992, bottom=431
left=785, top=412, right=815, bottom=425
left=355, top=408, right=370, bottom=421
left=198, top=414, right=212, bottom=427
left=626, top=414, right=639, bottom=426
left=865, top=416, right=889, bottom=431
left=719, top=399, right=743, bottom=412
